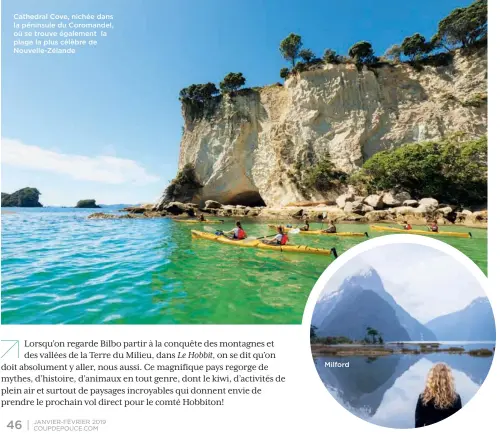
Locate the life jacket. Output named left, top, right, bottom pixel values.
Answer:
left=405, top=224, right=412, bottom=230
left=280, top=234, right=288, bottom=245
left=237, top=228, right=247, bottom=239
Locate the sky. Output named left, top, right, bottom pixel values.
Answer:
left=318, top=243, right=486, bottom=323
left=1, top=0, right=473, bottom=206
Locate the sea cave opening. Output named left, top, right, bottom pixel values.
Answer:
left=226, top=191, right=266, bottom=207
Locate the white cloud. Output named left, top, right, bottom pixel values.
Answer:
left=1, top=138, right=160, bottom=185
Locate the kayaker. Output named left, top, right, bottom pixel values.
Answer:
left=322, top=220, right=337, bottom=233
left=401, top=220, right=412, bottom=230
left=198, top=214, right=206, bottom=222
left=428, top=221, right=439, bottom=232
left=262, top=226, right=288, bottom=245
left=301, top=217, right=310, bottom=231
left=415, top=363, right=462, bottom=427
left=224, top=221, right=247, bottom=240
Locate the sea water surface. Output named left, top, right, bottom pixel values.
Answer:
left=1, top=208, right=487, bottom=324
left=314, top=342, right=494, bottom=429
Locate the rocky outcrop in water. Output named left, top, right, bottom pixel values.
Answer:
left=157, top=49, right=486, bottom=209
left=76, top=199, right=100, bottom=208
left=1, top=187, right=43, bottom=207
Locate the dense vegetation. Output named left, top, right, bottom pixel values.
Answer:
left=165, top=163, right=203, bottom=202
left=178, top=1, right=486, bottom=108
left=350, top=135, right=487, bottom=206
left=310, top=325, right=384, bottom=345
left=75, top=199, right=100, bottom=208
left=1, top=187, right=43, bottom=207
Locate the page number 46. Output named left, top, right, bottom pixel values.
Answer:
left=7, top=421, right=22, bottom=430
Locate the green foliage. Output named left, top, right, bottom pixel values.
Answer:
left=310, top=325, right=318, bottom=340
left=165, top=163, right=203, bottom=201
left=384, top=44, right=402, bottom=62
left=401, top=33, right=433, bottom=61
left=323, top=48, right=339, bottom=64
left=298, top=48, right=315, bottom=63
left=293, top=61, right=307, bottom=73
left=220, top=72, right=246, bottom=94
left=348, top=41, right=375, bottom=64
left=312, top=336, right=354, bottom=345
left=461, top=92, right=487, bottom=107
left=179, top=82, right=219, bottom=102
left=351, top=135, right=487, bottom=205
left=432, top=0, right=487, bottom=49
left=303, top=159, right=348, bottom=192
left=365, top=327, right=381, bottom=344
left=279, top=33, right=303, bottom=67
left=280, top=67, right=290, bottom=79
left=75, top=199, right=100, bottom=208
left=1, top=187, right=42, bottom=207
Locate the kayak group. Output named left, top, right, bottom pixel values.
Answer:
left=215, top=221, right=289, bottom=245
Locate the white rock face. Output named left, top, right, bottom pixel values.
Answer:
left=169, top=50, right=486, bottom=208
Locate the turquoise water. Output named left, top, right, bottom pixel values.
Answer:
left=1, top=208, right=487, bottom=325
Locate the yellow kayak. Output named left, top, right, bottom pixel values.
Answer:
left=370, top=225, right=472, bottom=238
left=191, top=230, right=336, bottom=256
left=268, top=224, right=367, bottom=237
left=173, top=219, right=223, bottom=224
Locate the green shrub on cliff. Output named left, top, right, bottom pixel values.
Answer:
left=303, top=159, right=348, bottom=192
left=298, top=48, right=315, bottom=63
left=280, top=67, right=290, bottom=79
left=323, top=49, right=340, bottom=64
left=401, top=33, right=434, bottom=61
left=165, top=163, right=203, bottom=202
left=351, top=135, right=487, bottom=205
left=220, top=72, right=246, bottom=94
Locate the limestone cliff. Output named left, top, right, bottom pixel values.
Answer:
left=162, top=49, right=486, bottom=208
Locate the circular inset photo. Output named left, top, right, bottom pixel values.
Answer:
left=308, top=237, right=495, bottom=429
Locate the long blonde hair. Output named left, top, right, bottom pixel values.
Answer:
left=422, top=363, right=457, bottom=409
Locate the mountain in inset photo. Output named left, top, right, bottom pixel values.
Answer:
left=426, top=297, right=496, bottom=341
left=313, top=267, right=436, bottom=341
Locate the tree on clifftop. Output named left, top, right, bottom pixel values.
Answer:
left=220, top=72, right=246, bottom=94
left=401, top=33, right=433, bottom=61
left=298, top=48, right=315, bottom=63
left=179, top=83, right=219, bottom=102
left=280, top=67, right=290, bottom=79
left=280, top=33, right=303, bottom=67
left=432, top=0, right=487, bottom=50
left=348, top=41, right=376, bottom=65
left=323, top=48, right=339, bottom=64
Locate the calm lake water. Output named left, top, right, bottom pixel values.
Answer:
left=314, top=342, right=494, bottom=429
left=1, top=208, right=487, bottom=324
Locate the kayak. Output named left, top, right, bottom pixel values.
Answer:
left=268, top=224, right=367, bottom=237
left=191, top=230, right=336, bottom=256
left=370, top=225, right=472, bottom=238
left=173, top=219, right=223, bottom=224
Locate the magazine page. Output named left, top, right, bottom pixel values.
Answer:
left=0, top=0, right=495, bottom=433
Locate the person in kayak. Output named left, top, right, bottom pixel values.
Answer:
left=262, top=226, right=288, bottom=245
left=415, top=363, right=462, bottom=427
left=198, top=213, right=206, bottom=222
left=301, top=217, right=310, bottom=231
left=322, top=220, right=337, bottom=233
left=428, top=221, right=439, bottom=232
left=224, top=221, right=247, bottom=240
left=401, top=220, right=412, bottom=230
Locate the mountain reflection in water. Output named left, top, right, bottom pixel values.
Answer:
left=315, top=348, right=493, bottom=428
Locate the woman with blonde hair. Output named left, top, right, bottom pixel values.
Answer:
left=415, top=363, right=462, bottom=427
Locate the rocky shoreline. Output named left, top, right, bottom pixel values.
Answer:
left=88, top=191, right=487, bottom=229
